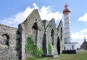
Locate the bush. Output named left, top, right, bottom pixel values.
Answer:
left=48, top=42, right=52, bottom=55
left=25, top=36, right=43, bottom=57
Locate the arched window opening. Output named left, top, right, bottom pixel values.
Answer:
left=61, top=28, right=62, bottom=40
left=2, top=34, right=9, bottom=46
left=51, top=29, right=54, bottom=45
left=57, top=37, right=60, bottom=54
left=32, top=22, right=38, bottom=44
left=42, top=32, right=47, bottom=55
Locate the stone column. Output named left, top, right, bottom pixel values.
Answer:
left=21, top=24, right=26, bottom=59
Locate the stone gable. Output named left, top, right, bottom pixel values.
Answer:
left=0, top=9, right=64, bottom=60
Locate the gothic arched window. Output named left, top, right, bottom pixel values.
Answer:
left=61, top=28, right=62, bottom=40
left=51, top=29, right=54, bottom=45
left=32, top=22, right=38, bottom=44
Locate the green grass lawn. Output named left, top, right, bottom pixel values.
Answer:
left=24, top=50, right=87, bottom=60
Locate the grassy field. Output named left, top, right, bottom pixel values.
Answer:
left=24, top=50, right=87, bottom=60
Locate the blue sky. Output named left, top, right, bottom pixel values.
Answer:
left=0, top=0, right=87, bottom=48
left=0, top=0, right=87, bottom=32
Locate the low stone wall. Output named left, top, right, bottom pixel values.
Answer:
left=0, top=24, right=18, bottom=60
left=0, top=44, right=9, bottom=60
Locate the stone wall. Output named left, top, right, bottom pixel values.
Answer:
left=0, top=24, right=17, bottom=60
left=17, top=9, right=44, bottom=59
left=45, top=19, right=58, bottom=56
left=57, top=20, right=64, bottom=54
left=0, top=9, right=64, bottom=60
left=17, top=9, right=64, bottom=59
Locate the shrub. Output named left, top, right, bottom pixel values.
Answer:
left=48, top=42, right=52, bottom=55
left=25, top=36, right=43, bottom=57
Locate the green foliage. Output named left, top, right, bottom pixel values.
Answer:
left=48, top=42, right=52, bottom=55
left=25, top=36, right=43, bottom=57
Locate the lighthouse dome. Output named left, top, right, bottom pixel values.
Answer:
left=63, top=4, right=71, bottom=14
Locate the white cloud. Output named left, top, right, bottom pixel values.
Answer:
left=0, top=3, right=62, bottom=27
left=78, top=13, right=87, bottom=22
left=1, top=6, right=34, bottom=27
left=72, top=28, right=87, bottom=48
left=77, top=13, right=87, bottom=48
left=40, top=6, right=62, bottom=21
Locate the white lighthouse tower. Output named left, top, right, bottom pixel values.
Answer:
left=63, top=4, right=75, bottom=50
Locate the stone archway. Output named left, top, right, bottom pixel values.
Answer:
left=2, top=33, right=9, bottom=46
left=42, top=32, right=47, bottom=56
left=51, top=29, right=54, bottom=45
left=57, top=37, right=60, bottom=54
left=32, top=22, right=38, bottom=44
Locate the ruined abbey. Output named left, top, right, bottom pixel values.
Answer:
left=0, top=9, right=64, bottom=60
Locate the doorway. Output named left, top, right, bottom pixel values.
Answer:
left=57, top=37, right=60, bottom=54
left=42, top=32, right=47, bottom=56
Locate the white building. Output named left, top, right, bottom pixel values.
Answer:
left=63, top=4, right=76, bottom=50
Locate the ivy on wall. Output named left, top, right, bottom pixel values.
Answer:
left=48, top=42, right=52, bottom=55
left=25, top=36, right=43, bottom=57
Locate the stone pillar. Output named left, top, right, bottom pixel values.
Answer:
left=21, top=24, right=26, bottom=59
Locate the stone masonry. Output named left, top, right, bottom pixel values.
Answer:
left=0, top=24, right=17, bottom=60
left=17, top=9, right=64, bottom=59
left=0, top=9, right=64, bottom=60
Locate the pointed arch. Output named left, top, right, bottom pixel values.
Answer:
left=61, top=28, right=62, bottom=40
left=42, top=32, right=47, bottom=55
left=57, top=37, right=60, bottom=54
left=51, top=29, right=54, bottom=45
left=32, top=22, right=38, bottom=44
